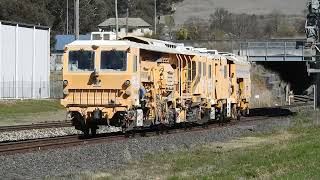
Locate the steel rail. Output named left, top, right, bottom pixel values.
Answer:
left=0, top=121, right=72, bottom=132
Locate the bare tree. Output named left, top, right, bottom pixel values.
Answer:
left=209, top=8, right=232, bottom=31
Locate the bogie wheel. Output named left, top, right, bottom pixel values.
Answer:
left=124, top=131, right=130, bottom=138
left=91, top=127, right=97, bottom=137
left=182, top=122, right=187, bottom=131
left=83, top=128, right=90, bottom=138
left=221, top=114, right=226, bottom=124
left=231, top=105, right=237, bottom=120
left=236, top=109, right=241, bottom=121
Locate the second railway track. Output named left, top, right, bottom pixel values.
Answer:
left=0, top=121, right=72, bottom=133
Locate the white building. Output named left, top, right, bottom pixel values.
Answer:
left=0, top=21, right=50, bottom=99
left=98, top=18, right=152, bottom=37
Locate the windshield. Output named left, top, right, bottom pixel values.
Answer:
left=68, top=50, right=95, bottom=72
left=101, top=50, right=127, bottom=71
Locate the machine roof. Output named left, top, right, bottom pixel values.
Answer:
left=67, top=36, right=249, bottom=64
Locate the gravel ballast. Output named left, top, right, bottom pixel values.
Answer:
left=0, top=116, right=296, bottom=180
left=0, top=126, right=121, bottom=142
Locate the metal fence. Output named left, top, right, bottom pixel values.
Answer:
left=0, top=79, right=63, bottom=99
left=239, top=42, right=307, bottom=61
left=1, top=79, right=49, bottom=99
left=50, top=80, right=63, bottom=99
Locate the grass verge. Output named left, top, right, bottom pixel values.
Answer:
left=48, top=110, right=320, bottom=180
left=0, top=100, right=63, bottom=116
left=0, top=100, right=65, bottom=126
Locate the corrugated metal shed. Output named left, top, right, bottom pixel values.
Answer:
left=0, top=21, right=50, bottom=99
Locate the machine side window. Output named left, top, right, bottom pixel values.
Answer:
left=209, top=64, right=212, bottom=78
left=68, top=50, right=95, bottom=72
left=192, top=61, right=196, bottom=81
left=101, top=50, right=127, bottom=71
left=224, top=65, right=227, bottom=79
left=198, top=62, right=202, bottom=77
left=133, top=55, right=138, bottom=72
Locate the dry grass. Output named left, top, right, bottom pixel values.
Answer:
left=48, top=111, right=320, bottom=180
left=51, top=131, right=298, bottom=180
left=250, top=64, right=287, bottom=107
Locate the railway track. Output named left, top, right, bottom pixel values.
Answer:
left=0, top=121, right=72, bottom=133
left=0, top=104, right=309, bottom=156
left=0, top=133, right=125, bottom=155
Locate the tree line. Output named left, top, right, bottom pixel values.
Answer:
left=0, top=0, right=182, bottom=35
left=0, top=2, right=305, bottom=41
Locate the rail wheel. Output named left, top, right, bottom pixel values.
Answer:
left=219, top=105, right=227, bottom=126
left=218, top=113, right=225, bottom=126
left=237, top=109, right=241, bottom=121
left=91, top=127, right=97, bottom=137
left=83, top=127, right=90, bottom=137
left=231, top=105, right=237, bottom=120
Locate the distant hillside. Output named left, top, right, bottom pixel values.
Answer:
left=173, top=0, right=308, bottom=24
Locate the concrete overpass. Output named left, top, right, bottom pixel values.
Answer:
left=239, top=42, right=314, bottom=62
left=239, top=41, right=317, bottom=108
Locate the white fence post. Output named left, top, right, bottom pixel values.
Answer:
left=48, top=28, right=51, bottom=99
left=15, top=24, right=19, bottom=99
left=32, top=26, right=36, bottom=99
left=0, top=21, right=2, bottom=99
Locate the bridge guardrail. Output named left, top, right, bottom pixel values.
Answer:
left=239, top=42, right=313, bottom=61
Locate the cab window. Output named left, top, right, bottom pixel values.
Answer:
left=68, top=50, right=95, bottom=72
left=101, top=50, right=127, bottom=71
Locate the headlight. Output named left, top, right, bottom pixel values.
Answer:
left=63, top=80, right=68, bottom=86
left=124, top=80, right=131, bottom=87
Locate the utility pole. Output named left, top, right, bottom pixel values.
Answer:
left=75, top=0, right=80, bottom=40
left=126, top=6, right=129, bottom=35
left=154, top=0, right=157, bottom=35
left=115, top=0, right=119, bottom=39
left=66, top=0, right=69, bottom=34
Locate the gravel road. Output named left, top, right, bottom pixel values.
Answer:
left=0, top=116, right=295, bottom=180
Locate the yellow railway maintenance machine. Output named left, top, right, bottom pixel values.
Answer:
left=61, top=36, right=251, bottom=136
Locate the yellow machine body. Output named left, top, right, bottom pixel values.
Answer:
left=61, top=37, right=251, bottom=133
